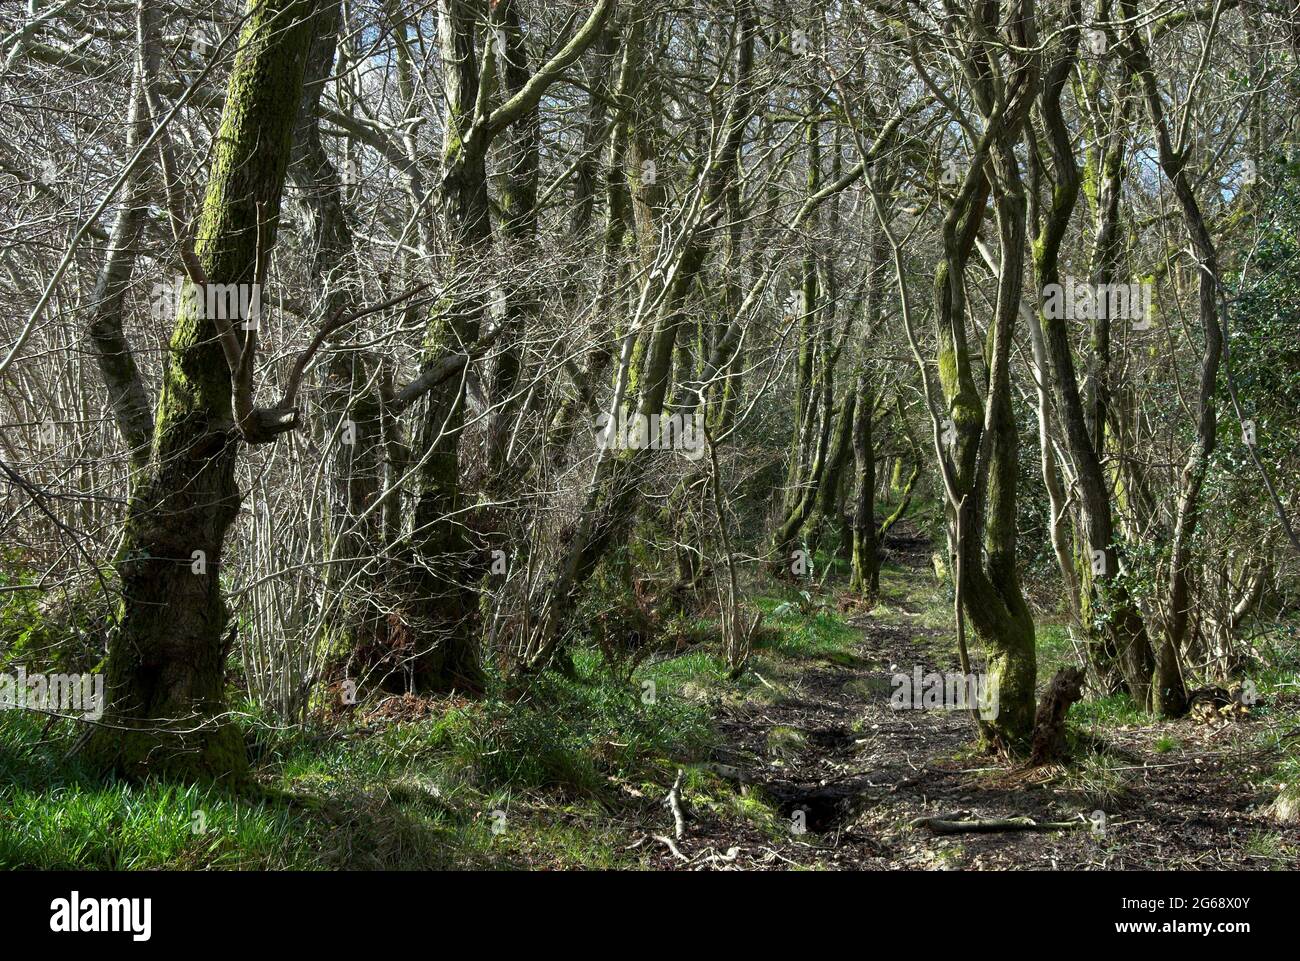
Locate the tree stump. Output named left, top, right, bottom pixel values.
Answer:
left=1030, top=667, right=1086, bottom=766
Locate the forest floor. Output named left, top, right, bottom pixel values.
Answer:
left=2, top=524, right=1298, bottom=869
left=636, top=527, right=1299, bottom=870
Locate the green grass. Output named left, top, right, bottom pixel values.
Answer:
left=2, top=574, right=858, bottom=870
left=637, top=646, right=732, bottom=690
left=753, top=593, right=859, bottom=660
left=1246, top=620, right=1300, bottom=711
left=766, top=725, right=808, bottom=759
left=0, top=713, right=312, bottom=869
left=0, top=647, right=717, bottom=870
left=1243, top=830, right=1296, bottom=869
left=1034, top=622, right=1149, bottom=731
left=876, top=561, right=953, bottom=631
left=1271, top=751, right=1300, bottom=788
left=683, top=766, right=784, bottom=837
left=1060, top=745, right=1134, bottom=809
left=1068, top=692, right=1148, bottom=728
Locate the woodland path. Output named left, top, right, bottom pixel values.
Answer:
left=641, top=530, right=1293, bottom=870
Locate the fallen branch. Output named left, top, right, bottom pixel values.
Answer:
left=666, top=768, right=687, bottom=840
left=705, top=846, right=741, bottom=864
left=653, top=834, right=689, bottom=861
left=910, top=810, right=1088, bottom=834
left=701, top=761, right=747, bottom=783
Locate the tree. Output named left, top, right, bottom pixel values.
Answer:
left=84, top=0, right=318, bottom=781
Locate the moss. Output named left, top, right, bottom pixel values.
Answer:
left=89, top=0, right=317, bottom=784
left=976, top=615, right=1038, bottom=755
left=111, top=724, right=249, bottom=785
left=937, top=345, right=960, bottom=396
left=767, top=725, right=808, bottom=759
left=1080, top=156, right=1099, bottom=210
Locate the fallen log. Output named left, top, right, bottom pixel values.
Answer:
left=910, top=810, right=1086, bottom=834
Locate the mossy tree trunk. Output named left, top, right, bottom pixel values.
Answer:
left=969, top=138, right=1038, bottom=753
left=848, top=370, right=879, bottom=598
left=86, top=0, right=316, bottom=782
left=485, top=0, right=540, bottom=481
left=521, top=2, right=754, bottom=667
left=774, top=391, right=854, bottom=566
left=403, top=0, right=494, bottom=693
left=711, top=150, right=746, bottom=432
left=286, top=2, right=387, bottom=672
left=547, top=15, right=639, bottom=461
left=87, top=2, right=157, bottom=474
left=1034, top=5, right=1154, bottom=707
left=775, top=118, right=864, bottom=569
left=1078, top=64, right=1138, bottom=695
left=784, top=100, right=822, bottom=515
left=848, top=214, right=890, bottom=598
left=929, top=5, right=1039, bottom=754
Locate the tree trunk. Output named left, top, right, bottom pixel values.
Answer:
left=1121, top=0, right=1223, bottom=717
left=87, top=3, right=156, bottom=472
left=485, top=0, right=540, bottom=480
left=848, top=371, right=879, bottom=598
left=520, top=2, right=754, bottom=667
left=403, top=0, right=614, bottom=691
left=85, top=0, right=316, bottom=782
left=1030, top=667, right=1086, bottom=766
left=1034, top=9, right=1153, bottom=705
left=928, top=10, right=1040, bottom=752
left=287, top=0, right=388, bottom=682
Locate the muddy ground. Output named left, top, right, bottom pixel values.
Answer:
left=639, top=533, right=1299, bottom=871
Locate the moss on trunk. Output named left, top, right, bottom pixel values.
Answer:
left=85, top=0, right=316, bottom=783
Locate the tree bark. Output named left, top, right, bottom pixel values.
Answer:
left=848, top=371, right=879, bottom=598
left=1034, top=3, right=1153, bottom=705
left=401, top=0, right=614, bottom=692
left=86, top=2, right=156, bottom=473
left=287, top=0, right=388, bottom=684
left=1121, top=0, right=1223, bottom=717
left=86, top=0, right=317, bottom=782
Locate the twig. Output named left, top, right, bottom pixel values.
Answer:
left=653, top=834, right=689, bottom=861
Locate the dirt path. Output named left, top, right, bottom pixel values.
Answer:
left=645, top=531, right=1296, bottom=870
